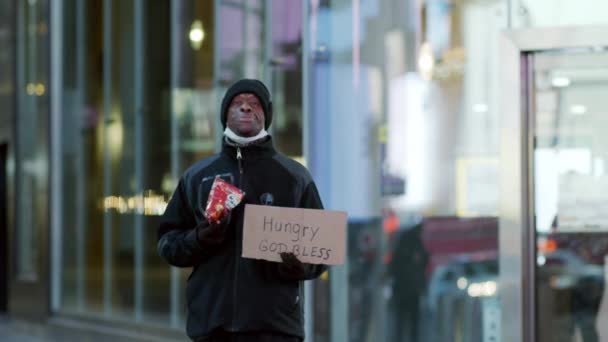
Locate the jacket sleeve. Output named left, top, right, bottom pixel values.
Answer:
left=289, top=181, right=329, bottom=280
left=157, top=177, right=207, bottom=267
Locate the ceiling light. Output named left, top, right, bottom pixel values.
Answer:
left=537, top=255, right=546, bottom=266
left=189, top=20, right=205, bottom=50
left=457, top=277, right=468, bottom=290
left=473, top=103, right=488, bottom=113
left=467, top=281, right=497, bottom=297
left=571, top=105, right=587, bottom=115
left=418, top=42, right=435, bottom=81
left=552, top=77, right=570, bottom=88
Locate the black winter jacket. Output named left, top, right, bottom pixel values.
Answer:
left=157, top=137, right=327, bottom=340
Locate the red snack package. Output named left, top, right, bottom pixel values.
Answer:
left=204, top=177, right=245, bottom=223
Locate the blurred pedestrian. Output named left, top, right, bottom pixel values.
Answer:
left=388, top=223, right=429, bottom=342
left=157, top=79, right=327, bottom=342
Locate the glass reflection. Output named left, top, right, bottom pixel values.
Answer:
left=309, top=0, right=505, bottom=341
left=269, top=0, right=304, bottom=157
left=534, top=51, right=608, bottom=342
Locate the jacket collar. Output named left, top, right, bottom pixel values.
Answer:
left=221, top=135, right=276, bottom=160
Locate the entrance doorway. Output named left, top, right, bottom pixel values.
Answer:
left=500, top=26, right=608, bottom=342
left=0, top=143, right=7, bottom=313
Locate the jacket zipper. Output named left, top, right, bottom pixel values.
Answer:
left=236, top=147, right=243, bottom=184
left=232, top=146, right=243, bottom=330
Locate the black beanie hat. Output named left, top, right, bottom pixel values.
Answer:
left=220, top=79, right=273, bottom=130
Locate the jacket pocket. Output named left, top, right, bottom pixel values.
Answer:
left=279, top=280, right=300, bottom=314
left=293, top=282, right=301, bottom=312
left=185, top=266, right=197, bottom=305
left=185, top=270, right=197, bottom=320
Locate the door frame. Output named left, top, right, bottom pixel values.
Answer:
left=0, top=0, right=15, bottom=319
left=0, top=143, right=7, bottom=313
left=499, top=25, right=608, bottom=342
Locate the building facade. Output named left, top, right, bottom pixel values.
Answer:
left=2, top=0, right=608, bottom=341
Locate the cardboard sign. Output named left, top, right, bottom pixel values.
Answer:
left=242, top=204, right=347, bottom=265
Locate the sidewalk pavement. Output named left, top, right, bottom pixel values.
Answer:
left=0, top=316, right=186, bottom=342
left=0, top=316, right=51, bottom=341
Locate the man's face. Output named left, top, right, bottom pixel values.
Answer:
left=226, top=93, right=265, bottom=137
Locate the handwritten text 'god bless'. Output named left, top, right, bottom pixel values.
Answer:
left=258, top=216, right=332, bottom=261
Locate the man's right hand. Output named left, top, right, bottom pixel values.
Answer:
left=196, top=214, right=231, bottom=246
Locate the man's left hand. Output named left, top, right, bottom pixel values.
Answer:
left=278, top=252, right=306, bottom=280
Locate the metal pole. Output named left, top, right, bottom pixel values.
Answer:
left=263, top=0, right=272, bottom=89
left=302, top=1, right=313, bottom=340
left=328, top=3, right=350, bottom=341
left=522, top=53, right=537, bottom=342
left=102, top=0, right=113, bottom=316
left=302, top=0, right=310, bottom=165
left=75, top=0, right=87, bottom=312
left=169, top=0, right=181, bottom=328
left=133, top=0, right=145, bottom=323
left=214, top=0, right=223, bottom=149
left=50, top=0, right=64, bottom=313
left=14, top=0, right=24, bottom=280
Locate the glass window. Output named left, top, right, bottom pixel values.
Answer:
left=307, top=0, right=506, bottom=341
left=16, top=0, right=50, bottom=280
left=57, top=0, right=217, bottom=328
left=55, top=0, right=307, bottom=327
left=0, top=0, right=14, bottom=130
left=59, top=0, right=104, bottom=314
left=0, top=0, right=14, bottom=314
left=215, top=0, right=305, bottom=158
left=269, top=0, right=304, bottom=158
left=165, top=0, right=218, bottom=326
left=533, top=50, right=608, bottom=342
left=217, top=0, right=265, bottom=84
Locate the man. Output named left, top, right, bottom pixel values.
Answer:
left=157, top=79, right=327, bottom=342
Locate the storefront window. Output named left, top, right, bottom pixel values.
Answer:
left=57, top=0, right=213, bottom=326
left=216, top=0, right=305, bottom=158
left=0, top=0, right=15, bottom=314
left=15, top=0, right=49, bottom=280
left=308, top=0, right=506, bottom=340
left=269, top=1, right=304, bottom=158
left=167, top=0, right=217, bottom=327
left=56, top=0, right=307, bottom=329
left=217, top=0, right=265, bottom=84
left=0, top=0, right=14, bottom=130
left=59, top=0, right=108, bottom=317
